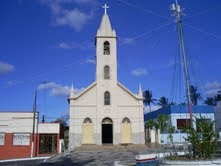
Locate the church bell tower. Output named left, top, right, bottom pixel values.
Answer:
left=96, top=4, right=117, bottom=84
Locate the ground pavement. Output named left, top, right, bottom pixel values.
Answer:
left=40, top=144, right=161, bottom=166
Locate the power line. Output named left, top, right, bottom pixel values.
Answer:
left=184, top=5, right=221, bottom=20
left=0, top=55, right=95, bottom=89
left=183, top=23, right=221, bottom=39
left=117, top=0, right=171, bottom=20
left=119, top=21, right=173, bottom=46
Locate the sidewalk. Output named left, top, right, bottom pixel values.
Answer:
left=0, top=156, right=50, bottom=166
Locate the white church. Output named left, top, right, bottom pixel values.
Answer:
left=68, top=4, right=145, bottom=149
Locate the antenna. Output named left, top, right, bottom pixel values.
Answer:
left=170, top=0, right=193, bottom=125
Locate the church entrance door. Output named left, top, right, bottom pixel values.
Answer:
left=121, top=118, right=131, bottom=144
left=102, top=118, right=113, bottom=144
left=82, top=118, right=93, bottom=144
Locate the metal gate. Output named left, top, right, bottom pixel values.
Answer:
left=39, top=134, right=57, bottom=154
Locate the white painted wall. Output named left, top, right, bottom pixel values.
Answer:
left=38, top=123, right=60, bottom=134
left=69, top=12, right=145, bottom=148
left=161, top=133, right=188, bottom=144
left=0, top=112, right=38, bottom=133
left=170, top=113, right=215, bottom=130
left=158, top=113, right=215, bottom=144
left=0, top=112, right=60, bottom=135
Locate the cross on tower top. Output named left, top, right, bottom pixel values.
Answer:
left=102, top=4, right=109, bottom=14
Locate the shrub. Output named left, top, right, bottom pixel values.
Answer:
left=183, top=117, right=219, bottom=159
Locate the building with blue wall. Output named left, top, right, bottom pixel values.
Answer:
left=144, top=105, right=215, bottom=144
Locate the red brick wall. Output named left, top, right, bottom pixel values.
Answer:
left=0, top=133, right=59, bottom=160
left=0, top=133, right=35, bottom=160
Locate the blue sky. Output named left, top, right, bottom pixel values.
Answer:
left=0, top=0, right=221, bottom=121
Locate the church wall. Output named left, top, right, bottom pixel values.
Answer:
left=96, top=38, right=117, bottom=82
left=116, top=86, right=140, bottom=106
left=72, top=85, right=97, bottom=106
left=116, top=106, right=145, bottom=144
left=68, top=11, right=146, bottom=148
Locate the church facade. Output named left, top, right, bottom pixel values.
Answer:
left=68, top=5, right=145, bottom=149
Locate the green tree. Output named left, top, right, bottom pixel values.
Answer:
left=158, top=96, right=169, bottom=107
left=143, top=90, right=157, bottom=112
left=183, top=117, right=218, bottom=159
left=189, top=85, right=202, bottom=105
left=157, top=114, right=169, bottom=132
left=146, top=119, right=155, bottom=129
left=204, top=97, right=216, bottom=106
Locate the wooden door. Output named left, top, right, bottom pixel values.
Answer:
left=82, top=123, right=93, bottom=144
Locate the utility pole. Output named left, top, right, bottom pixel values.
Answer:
left=31, top=89, right=37, bottom=158
left=31, top=81, right=48, bottom=157
left=171, top=0, right=193, bottom=125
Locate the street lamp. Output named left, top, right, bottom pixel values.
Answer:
left=31, top=81, right=48, bottom=158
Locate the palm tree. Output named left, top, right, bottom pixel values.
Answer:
left=169, top=101, right=176, bottom=105
left=215, top=91, right=221, bottom=102
left=189, top=85, right=202, bottom=105
left=143, top=90, right=157, bottom=112
left=158, top=96, right=168, bottom=107
left=204, top=97, right=216, bottom=106
left=157, top=114, right=169, bottom=132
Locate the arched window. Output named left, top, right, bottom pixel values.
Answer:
left=83, top=118, right=92, bottom=123
left=104, top=91, right=110, bottom=105
left=103, top=41, right=110, bottom=55
left=104, top=65, right=110, bottom=79
left=102, top=117, right=113, bottom=124
left=122, top=118, right=130, bottom=123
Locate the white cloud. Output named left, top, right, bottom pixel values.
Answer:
left=55, top=8, right=92, bottom=31
left=73, top=0, right=96, bottom=5
left=131, top=68, right=148, bottom=76
left=83, top=59, right=96, bottom=64
left=50, top=85, right=70, bottom=97
left=0, top=61, right=14, bottom=74
left=204, top=81, right=221, bottom=97
left=38, top=81, right=84, bottom=97
left=7, top=80, right=23, bottom=86
left=42, top=0, right=95, bottom=31
left=58, top=42, right=72, bottom=49
left=120, top=37, right=135, bottom=45
left=58, top=41, right=93, bottom=50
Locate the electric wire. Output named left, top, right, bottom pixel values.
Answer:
left=184, top=5, right=221, bottom=20
left=119, top=21, right=173, bottom=46
left=117, top=0, right=171, bottom=20
left=183, top=23, right=221, bottom=39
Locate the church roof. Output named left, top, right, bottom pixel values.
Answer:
left=96, top=14, right=116, bottom=37
left=69, top=82, right=97, bottom=101
left=117, top=82, right=143, bottom=100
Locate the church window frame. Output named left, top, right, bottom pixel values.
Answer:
left=102, top=117, right=113, bottom=124
left=103, top=41, right=110, bottom=55
left=104, top=65, right=110, bottom=79
left=122, top=118, right=130, bottom=124
left=104, top=91, right=111, bottom=105
left=83, top=118, right=92, bottom=123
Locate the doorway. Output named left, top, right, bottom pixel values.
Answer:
left=102, top=118, right=113, bottom=144
left=82, top=118, right=93, bottom=144
left=39, top=134, right=57, bottom=154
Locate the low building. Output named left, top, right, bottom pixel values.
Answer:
left=144, top=105, right=215, bottom=144
left=0, top=112, right=61, bottom=160
left=215, top=101, right=221, bottom=138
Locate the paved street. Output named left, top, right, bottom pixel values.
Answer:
left=40, top=144, right=153, bottom=166
left=0, top=159, right=45, bottom=166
